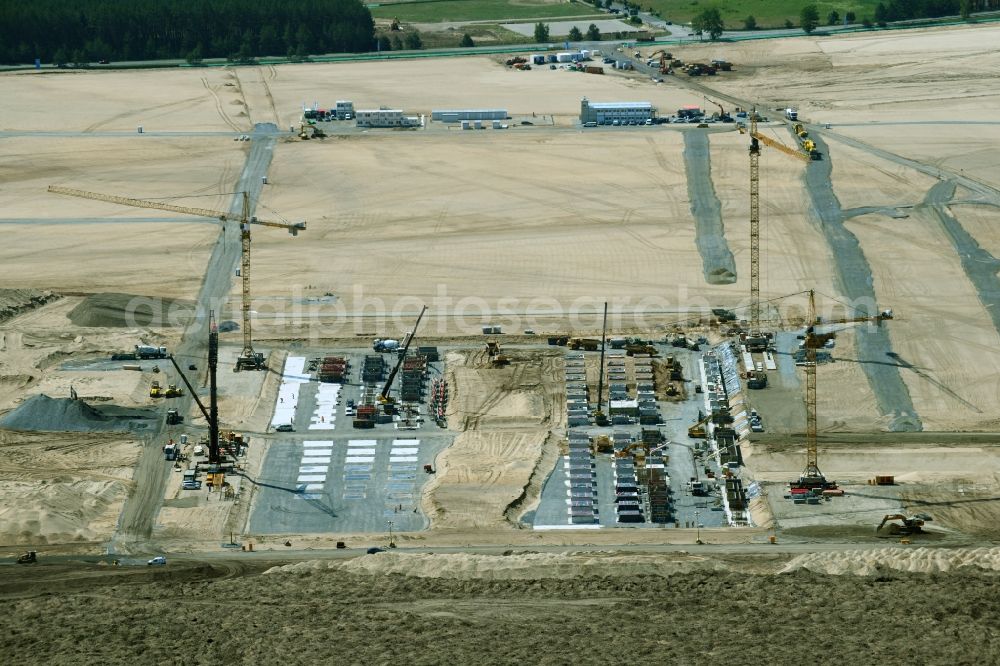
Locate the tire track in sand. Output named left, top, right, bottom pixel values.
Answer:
left=201, top=77, right=242, bottom=133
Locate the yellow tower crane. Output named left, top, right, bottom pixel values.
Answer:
left=47, top=185, right=306, bottom=371
left=795, top=290, right=893, bottom=489
left=747, top=108, right=810, bottom=353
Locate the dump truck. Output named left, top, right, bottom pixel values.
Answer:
left=166, top=408, right=182, bottom=425
left=568, top=338, right=601, bottom=351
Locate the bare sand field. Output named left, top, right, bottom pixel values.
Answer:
left=0, top=430, right=139, bottom=546
left=1, top=68, right=255, bottom=132
left=0, top=136, right=238, bottom=298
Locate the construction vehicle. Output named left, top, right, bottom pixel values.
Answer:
left=746, top=370, right=768, bottom=390
left=166, top=408, right=182, bottom=425
left=299, top=123, right=326, bottom=140
left=710, top=59, right=732, bottom=71
left=163, top=440, right=179, bottom=461
left=876, top=513, right=932, bottom=536
left=164, top=384, right=183, bottom=398
left=135, top=345, right=169, bottom=359
left=48, top=186, right=306, bottom=372
left=373, top=338, right=401, bottom=353
left=149, top=380, right=162, bottom=398
left=704, top=96, right=733, bottom=122
left=616, top=442, right=649, bottom=462
left=378, top=306, right=427, bottom=407
left=17, top=551, right=37, bottom=564
left=485, top=341, right=510, bottom=367
left=626, top=343, right=658, bottom=356
left=664, top=382, right=679, bottom=397
left=688, top=412, right=710, bottom=439
left=793, top=290, right=893, bottom=489
left=568, top=337, right=600, bottom=351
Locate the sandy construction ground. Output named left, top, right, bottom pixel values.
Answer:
left=0, top=136, right=239, bottom=298
left=671, top=24, right=1000, bottom=124
left=0, top=430, right=139, bottom=545
left=3, top=24, right=1000, bottom=554
left=254, top=128, right=835, bottom=321
left=2, top=68, right=256, bottom=132
left=423, top=349, right=564, bottom=529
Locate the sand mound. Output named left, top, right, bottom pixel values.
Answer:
left=780, top=547, right=1000, bottom=576
left=67, top=292, right=194, bottom=327
left=0, top=480, right=127, bottom=544
left=265, top=551, right=736, bottom=579
left=0, top=394, right=155, bottom=432
left=0, top=288, right=58, bottom=323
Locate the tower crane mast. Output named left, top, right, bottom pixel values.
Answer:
left=47, top=185, right=305, bottom=371
left=797, top=290, right=893, bottom=488
left=746, top=109, right=810, bottom=353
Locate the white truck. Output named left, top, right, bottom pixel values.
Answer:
left=135, top=344, right=169, bottom=359
left=785, top=108, right=798, bottom=121
left=372, top=338, right=400, bottom=353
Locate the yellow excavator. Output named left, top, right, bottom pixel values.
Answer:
left=876, top=513, right=932, bottom=536
left=688, top=413, right=711, bottom=438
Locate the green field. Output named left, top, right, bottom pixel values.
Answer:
left=369, top=0, right=604, bottom=23
left=644, top=0, right=881, bottom=29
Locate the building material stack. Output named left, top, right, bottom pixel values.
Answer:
left=430, top=378, right=448, bottom=422
left=567, top=431, right=599, bottom=524
left=566, top=352, right=589, bottom=426
left=353, top=404, right=376, bottom=429
left=615, top=456, right=644, bottom=523
left=417, top=346, right=440, bottom=362
left=361, top=355, right=385, bottom=383
left=400, top=354, right=428, bottom=403
left=318, top=355, right=349, bottom=383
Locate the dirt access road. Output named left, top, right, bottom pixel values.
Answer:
left=109, top=125, right=278, bottom=555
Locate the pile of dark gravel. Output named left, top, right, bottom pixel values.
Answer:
left=0, top=394, right=156, bottom=432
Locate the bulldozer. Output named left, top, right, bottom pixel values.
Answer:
left=17, top=551, right=37, bottom=564
left=149, top=380, right=162, bottom=398
left=876, top=513, right=932, bottom=536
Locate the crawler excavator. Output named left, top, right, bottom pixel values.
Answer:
left=876, top=513, right=932, bottom=536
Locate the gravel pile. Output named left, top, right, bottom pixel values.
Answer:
left=0, top=394, right=156, bottom=432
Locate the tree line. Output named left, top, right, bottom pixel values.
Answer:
left=693, top=0, right=988, bottom=39
left=0, top=0, right=375, bottom=65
